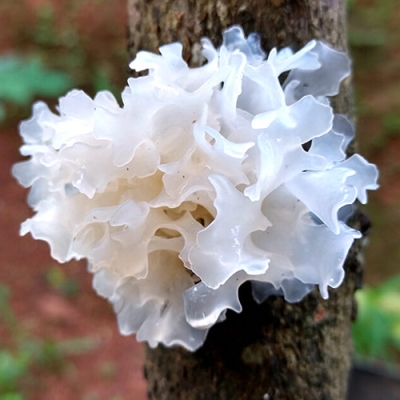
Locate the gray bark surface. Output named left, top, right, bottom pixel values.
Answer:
left=126, top=1, right=365, bottom=399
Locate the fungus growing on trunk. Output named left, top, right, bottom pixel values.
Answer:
left=13, top=26, right=378, bottom=351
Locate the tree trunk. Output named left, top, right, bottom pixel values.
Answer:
left=126, top=1, right=364, bottom=399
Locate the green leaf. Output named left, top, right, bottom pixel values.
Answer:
left=0, top=55, right=72, bottom=106
left=0, top=393, right=24, bottom=400
left=353, top=275, right=400, bottom=363
left=0, top=104, right=5, bottom=122
left=46, top=265, right=80, bottom=298
left=0, top=351, right=30, bottom=392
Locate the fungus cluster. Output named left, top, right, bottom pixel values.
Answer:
left=13, top=26, right=378, bottom=351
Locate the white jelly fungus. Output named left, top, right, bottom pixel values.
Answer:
left=13, top=26, right=378, bottom=351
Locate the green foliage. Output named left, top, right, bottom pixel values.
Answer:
left=0, top=55, right=72, bottom=121
left=0, top=0, right=126, bottom=123
left=33, top=2, right=57, bottom=46
left=367, top=113, right=400, bottom=150
left=349, top=30, right=386, bottom=48
left=348, top=0, right=397, bottom=48
left=93, top=66, right=119, bottom=97
left=0, top=394, right=24, bottom=400
left=353, top=276, right=400, bottom=364
left=46, top=265, right=80, bottom=298
left=0, top=351, right=30, bottom=396
left=0, top=285, right=97, bottom=398
left=0, top=53, right=122, bottom=123
left=383, top=114, right=400, bottom=135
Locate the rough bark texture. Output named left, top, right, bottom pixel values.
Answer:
left=126, top=1, right=365, bottom=399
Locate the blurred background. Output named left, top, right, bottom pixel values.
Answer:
left=0, top=0, right=399, bottom=399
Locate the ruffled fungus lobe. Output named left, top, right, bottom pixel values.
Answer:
left=13, top=26, right=378, bottom=351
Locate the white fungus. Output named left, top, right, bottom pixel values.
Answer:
left=13, top=26, right=379, bottom=351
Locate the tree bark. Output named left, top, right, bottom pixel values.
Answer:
left=126, top=1, right=365, bottom=399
